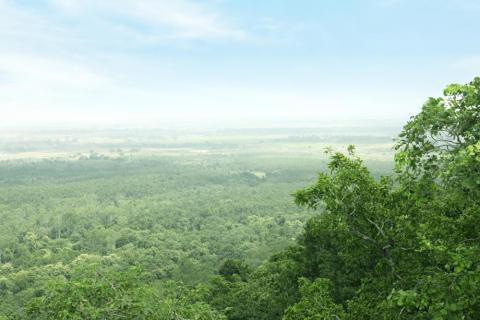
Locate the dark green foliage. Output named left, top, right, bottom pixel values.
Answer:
left=288, top=77, right=480, bottom=319
left=283, top=278, right=345, bottom=320
left=208, top=249, right=302, bottom=320
left=207, top=77, right=480, bottom=319
left=218, top=259, right=251, bottom=282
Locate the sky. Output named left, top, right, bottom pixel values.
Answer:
left=0, top=0, right=479, bottom=128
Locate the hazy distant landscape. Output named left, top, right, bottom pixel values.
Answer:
left=0, top=125, right=399, bottom=161
left=0, top=125, right=397, bottom=317
left=1, top=0, right=479, bottom=318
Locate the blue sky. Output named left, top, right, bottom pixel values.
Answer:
left=0, top=0, right=479, bottom=127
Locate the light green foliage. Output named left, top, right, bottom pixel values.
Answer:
left=26, top=262, right=155, bottom=319
left=26, top=257, right=225, bottom=319
left=0, top=153, right=330, bottom=318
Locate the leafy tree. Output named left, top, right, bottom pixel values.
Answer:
left=282, top=278, right=345, bottom=320
left=291, top=77, right=480, bottom=319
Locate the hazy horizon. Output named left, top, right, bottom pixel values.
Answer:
left=0, top=115, right=408, bottom=131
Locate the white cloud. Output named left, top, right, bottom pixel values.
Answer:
left=50, top=0, right=246, bottom=40
left=0, top=0, right=247, bottom=127
left=0, top=53, right=112, bottom=123
left=0, top=0, right=426, bottom=128
left=0, top=54, right=109, bottom=89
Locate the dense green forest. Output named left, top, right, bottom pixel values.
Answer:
left=1, top=77, right=479, bottom=319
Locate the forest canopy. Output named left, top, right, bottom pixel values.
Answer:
left=0, top=77, right=479, bottom=319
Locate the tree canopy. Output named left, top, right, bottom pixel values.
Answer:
left=207, top=77, right=480, bottom=319
left=0, top=77, right=479, bottom=319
